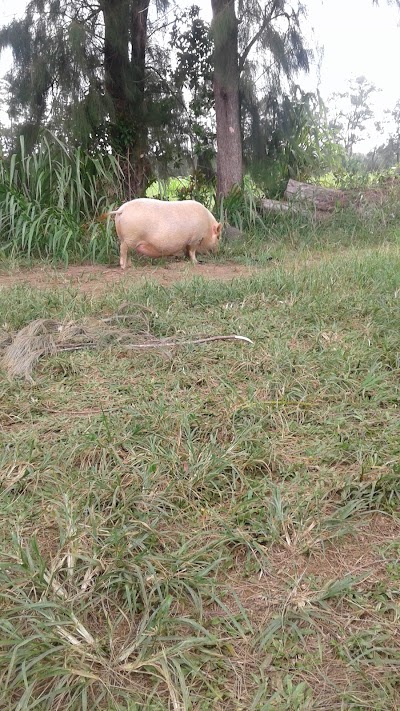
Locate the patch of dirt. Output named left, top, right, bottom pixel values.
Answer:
left=217, top=513, right=400, bottom=707
left=0, top=261, right=257, bottom=295
left=216, top=513, right=400, bottom=628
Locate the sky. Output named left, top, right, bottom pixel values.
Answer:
left=1, top=0, right=400, bottom=152
left=300, top=0, right=400, bottom=150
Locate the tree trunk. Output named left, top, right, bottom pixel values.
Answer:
left=211, top=0, right=243, bottom=199
left=129, top=0, right=151, bottom=195
left=103, top=0, right=150, bottom=198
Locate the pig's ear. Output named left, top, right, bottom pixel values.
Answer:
left=216, top=222, right=222, bottom=238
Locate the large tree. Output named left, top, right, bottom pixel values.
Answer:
left=210, top=0, right=242, bottom=198
left=102, top=0, right=150, bottom=194
left=210, top=0, right=310, bottom=199
left=0, top=0, right=165, bottom=196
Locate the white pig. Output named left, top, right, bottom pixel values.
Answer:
left=101, top=198, right=222, bottom=269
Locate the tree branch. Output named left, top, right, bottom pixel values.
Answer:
left=238, top=1, right=286, bottom=74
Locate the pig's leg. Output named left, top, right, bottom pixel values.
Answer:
left=135, top=242, right=163, bottom=258
left=185, top=246, right=198, bottom=264
left=120, top=241, right=129, bottom=270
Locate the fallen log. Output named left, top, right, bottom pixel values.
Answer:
left=284, top=179, right=349, bottom=212
left=258, top=178, right=399, bottom=219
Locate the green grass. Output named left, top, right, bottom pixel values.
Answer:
left=0, top=235, right=400, bottom=709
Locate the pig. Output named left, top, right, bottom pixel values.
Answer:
left=101, top=198, right=222, bottom=270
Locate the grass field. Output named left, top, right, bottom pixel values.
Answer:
left=1, top=219, right=400, bottom=709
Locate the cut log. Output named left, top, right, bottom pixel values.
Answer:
left=284, top=179, right=349, bottom=212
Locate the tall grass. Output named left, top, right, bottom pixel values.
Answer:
left=0, top=134, right=124, bottom=263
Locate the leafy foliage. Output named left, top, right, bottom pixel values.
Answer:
left=237, top=0, right=310, bottom=78
left=148, top=5, right=216, bottom=190
left=0, top=1, right=106, bottom=152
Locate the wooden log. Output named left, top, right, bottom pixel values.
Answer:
left=284, top=179, right=349, bottom=212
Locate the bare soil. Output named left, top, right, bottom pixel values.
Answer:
left=0, top=261, right=256, bottom=294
